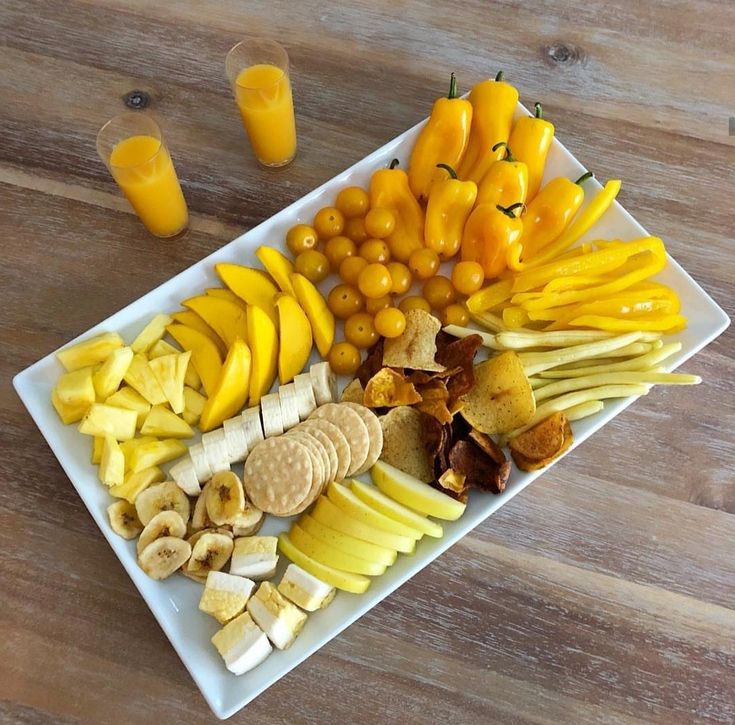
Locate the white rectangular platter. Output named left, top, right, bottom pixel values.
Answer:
left=13, top=103, right=730, bottom=719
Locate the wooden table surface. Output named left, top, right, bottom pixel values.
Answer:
left=2, top=1, right=734, bottom=722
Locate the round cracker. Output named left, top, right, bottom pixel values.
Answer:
left=299, top=419, right=349, bottom=482
left=341, top=402, right=384, bottom=475
left=309, top=403, right=370, bottom=477
left=287, top=428, right=331, bottom=487
left=243, top=437, right=312, bottom=516
left=285, top=430, right=326, bottom=495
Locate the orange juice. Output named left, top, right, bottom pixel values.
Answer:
left=109, top=135, right=188, bottom=237
left=235, top=63, right=296, bottom=166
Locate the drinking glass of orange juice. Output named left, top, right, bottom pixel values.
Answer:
left=225, top=38, right=297, bottom=167
left=97, top=113, right=189, bottom=238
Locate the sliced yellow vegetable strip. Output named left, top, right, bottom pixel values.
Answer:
left=442, top=324, right=503, bottom=350
left=568, top=314, right=687, bottom=332
left=543, top=275, right=607, bottom=293
left=502, top=306, right=530, bottom=329
left=467, top=278, right=513, bottom=314
left=496, top=329, right=623, bottom=348
left=469, top=310, right=507, bottom=333
left=563, top=399, right=605, bottom=422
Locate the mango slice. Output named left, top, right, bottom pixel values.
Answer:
left=170, top=311, right=226, bottom=356
left=215, top=263, right=279, bottom=327
left=246, top=305, right=278, bottom=407
left=183, top=295, right=248, bottom=350
left=290, top=273, right=335, bottom=357
left=166, top=323, right=223, bottom=398
left=275, top=294, right=312, bottom=384
left=256, top=246, right=296, bottom=296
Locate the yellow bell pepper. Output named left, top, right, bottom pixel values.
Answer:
left=507, top=102, right=554, bottom=201
left=568, top=314, right=687, bottom=332
left=459, top=71, right=519, bottom=183
left=424, top=163, right=477, bottom=260
left=408, top=73, right=473, bottom=202
left=370, top=159, right=425, bottom=263
left=461, top=202, right=524, bottom=280
left=475, top=142, right=528, bottom=209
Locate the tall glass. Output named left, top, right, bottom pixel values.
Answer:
left=225, top=38, right=297, bottom=167
left=97, top=113, right=188, bottom=238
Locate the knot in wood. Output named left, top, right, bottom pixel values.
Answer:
left=543, top=42, right=584, bottom=66
left=123, top=90, right=150, bottom=109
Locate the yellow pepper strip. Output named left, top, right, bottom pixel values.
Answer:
left=459, top=71, right=519, bottom=183
left=475, top=142, right=528, bottom=208
left=424, top=164, right=477, bottom=260
left=543, top=275, right=606, bottom=293
left=466, top=278, right=514, bottom=314
left=408, top=73, right=473, bottom=202
left=568, top=314, right=687, bottom=332
left=502, top=306, right=530, bottom=329
left=507, top=102, right=555, bottom=201
left=461, top=202, right=524, bottom=280
left=370, top=159, right=425, bottom=263
left=519, top=172, right=594, bottom=261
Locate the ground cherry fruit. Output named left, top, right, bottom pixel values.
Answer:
left=423, top=275, right=457, bottom=310
left=328, top=341, right=362, bottom=376
left=364, top=207, right=396, bottom=239
left=335, top=187, right=370, bottom=218
left=365, top=294, right=392, bottom=315
left=313, top=206, right=345, bottom=240
left=359, top=239, right=391, bottom=264
left=294, top=250, right=330, bottom=283
left=339, top=256, right=368, bottom=285
left=286, top=224, right=319, bottom=256
left=408, top=248, right=440, bottom=280
left=343, top=216, right=369, bottom=243
left=374, top=307, right=406, bottom=338
left=324, top=235, right=357, bottom=269
left=327, top=284, right=365, bottom=320
left=344, top=312, right=379, bottom=349
left=357, top=263, right=392, bottom=299
left=398, top=295, right=431, bottom=313
left=451, top=260, right=485, bottom=296
left=441, top=303, right=470, bottom=326
left=387, top=262, right=412, bottom=295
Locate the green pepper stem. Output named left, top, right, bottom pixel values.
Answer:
left=575, top=171, right=594, bottom=185
left=436, top=163, right=458, bottom=179
left=492, top=141, right=515, bottom=162
left=534, top=102, right=543, bottom=119
left=389, top=158, right=400, bottom=169
left=497, top=202, right=526, bottom=219
left=448, top=72, right=458, bottom=99
left=495, top=71, right=504, bottom=82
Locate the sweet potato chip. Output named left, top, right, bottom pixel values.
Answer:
left=340, top=378, right=365, bottom=404
left=356, top=338, right=385, bottom=388
left=437, top=468, right=468, bottom=501
left=420, top=412, right=448, bottom=477
left=382, top=309, right=445, bottom=372
left=415, top=379, right=453, bottom=425
left=435, top=332, right=483, bottom=404
left=510, top=413, right=573, bottom=472
left=449, top=440, right=509, bottom=494
left=364, top=367, right=422, bottom=408
left=380, top=406, right=434, bottom=482
left=468, top=428, right=506, bottom=466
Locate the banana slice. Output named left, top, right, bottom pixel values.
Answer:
left=189, top=443, right=213, bottom=483
left=240, top=407, right=264, bottom=450
left=191, top=485, right=212, bottom=531
left=260, top=393, right=284, bottom=438
left=181, top=568, right=208, bottom=585
left=201, top=429, right=231, bottom=474
left=277, top=383, right=301, bottom=430
left=223, top=416, right=249, bottom=463
left=169, top=458, right=201, bottom=496
left=134, top=480, right=191, bottom=526
left=188, top=527, right=234, bottom=549
left=186, top=531, right=234, bottom=575
left=107, top=500, right=143, bottom=539
left=231, top=504, right=265, bottom=537
left=309, top=362, right=336, bottom=406
left=136, top=510, right=186, bottom=555
left=206, top=470, right=246, bottom=526
left=293, top=373, right=318, bottom=420
left=138, top=536, right=191, bottom=580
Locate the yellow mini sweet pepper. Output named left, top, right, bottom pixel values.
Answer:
left=459, top=71, right=519, bottom=183
left=408, top=73, right=473, bottom=202
left=475, top=141, right=529, bottom=209
left=424, top=163, right=477, bottom=260
left=461, top=202, right=524, bottom=280
left=508, top=102, right=555, bottom=201
left=370, top=159, right=425, bottom=262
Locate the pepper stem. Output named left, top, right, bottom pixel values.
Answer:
left=495, top=71, right=504, bottom=82
left=575, top=171, right=594, bottom=185
left=496, top=202, right=526, bottom=219
left=448, top=72, right=459, bottom=99
left=389, top=158, right=400, bottom=169
left=436, top=163, right=458, bottom=179
left=492, top=141, right=515, bottom=162
left=534, top=102, right=543, bottom=119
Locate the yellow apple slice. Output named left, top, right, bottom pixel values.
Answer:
left=327, top=481, right=423, bottom=540
left=311, top=497, right=416, bottom=554
left=199, top=337, right=251, bottom=432
left=183, top=295, right=248, bottom=350
left=278, top=533, right=370, bottom=594
left=170, top=311, right=226, bottom=356
left=206, top=287, right=248, bottom=311
left=350, top=480, right=443, bottom=538
left=246, top=305, right=278, bottom=406
left=215, top=263, right=279, bottom=327
left=57, top=332, right=124, bottom=372
left=256, top=246, right=296, bottom=296
left=166, top=323, right=223, bottom=398
left=290, top=273, right=335, bottom=357
left=275, top=293, right=312, bottom=384
left=371, top=460, right=466, bottom=521
left=289, top=523, right=386, bottom=576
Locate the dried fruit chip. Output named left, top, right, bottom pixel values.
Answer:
left=364, top=367, right=422, bottom=408
left=448, top=440, right=509, bottom=494
left=435, top=332, right=483, bottom=405
left=382, top=309, right=445, bottom=372
left=356, top=338, right=385, bottom=388
left=510, top=413, right=573, bottom=472
left=340, top=378, right=365, bottom=404
left=437, top=468, right=468, bottom=500
left=379, top=406, right=434, bottom=482
left=415, top=379, right=453, bottom=425
left=467, top=428, right=506, bottom=466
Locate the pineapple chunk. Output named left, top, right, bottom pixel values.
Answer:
left=149, top=352, right=190, bottom=414
left=183, top=386, right=207, bottom=426
left=150, top=340, right=202, bottom=390
left=92, top=346, right=134, bottom=400
left=128, top=438, right=187, bottom=473
left=51, top=390, right=89, bottom=425
left=52, top=367, right=95, bottom=423
left=105, top=387, right=151, bottom=428
left=131, top=314, right=173, bottom=354
left=119, top=436, right=157, bottom=470
left=91, top=436, right=105, bottom=464
left=109, top=466, right=165, bottom=503
left=78, top=403, right=137, bottom=441
left=123, top=354, right=167, bottom=405
left=99, top=435, right=125, bottom=486
left=57, top=332, right=125, bottom=372
left=140, top=405, right=194, bottom=438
